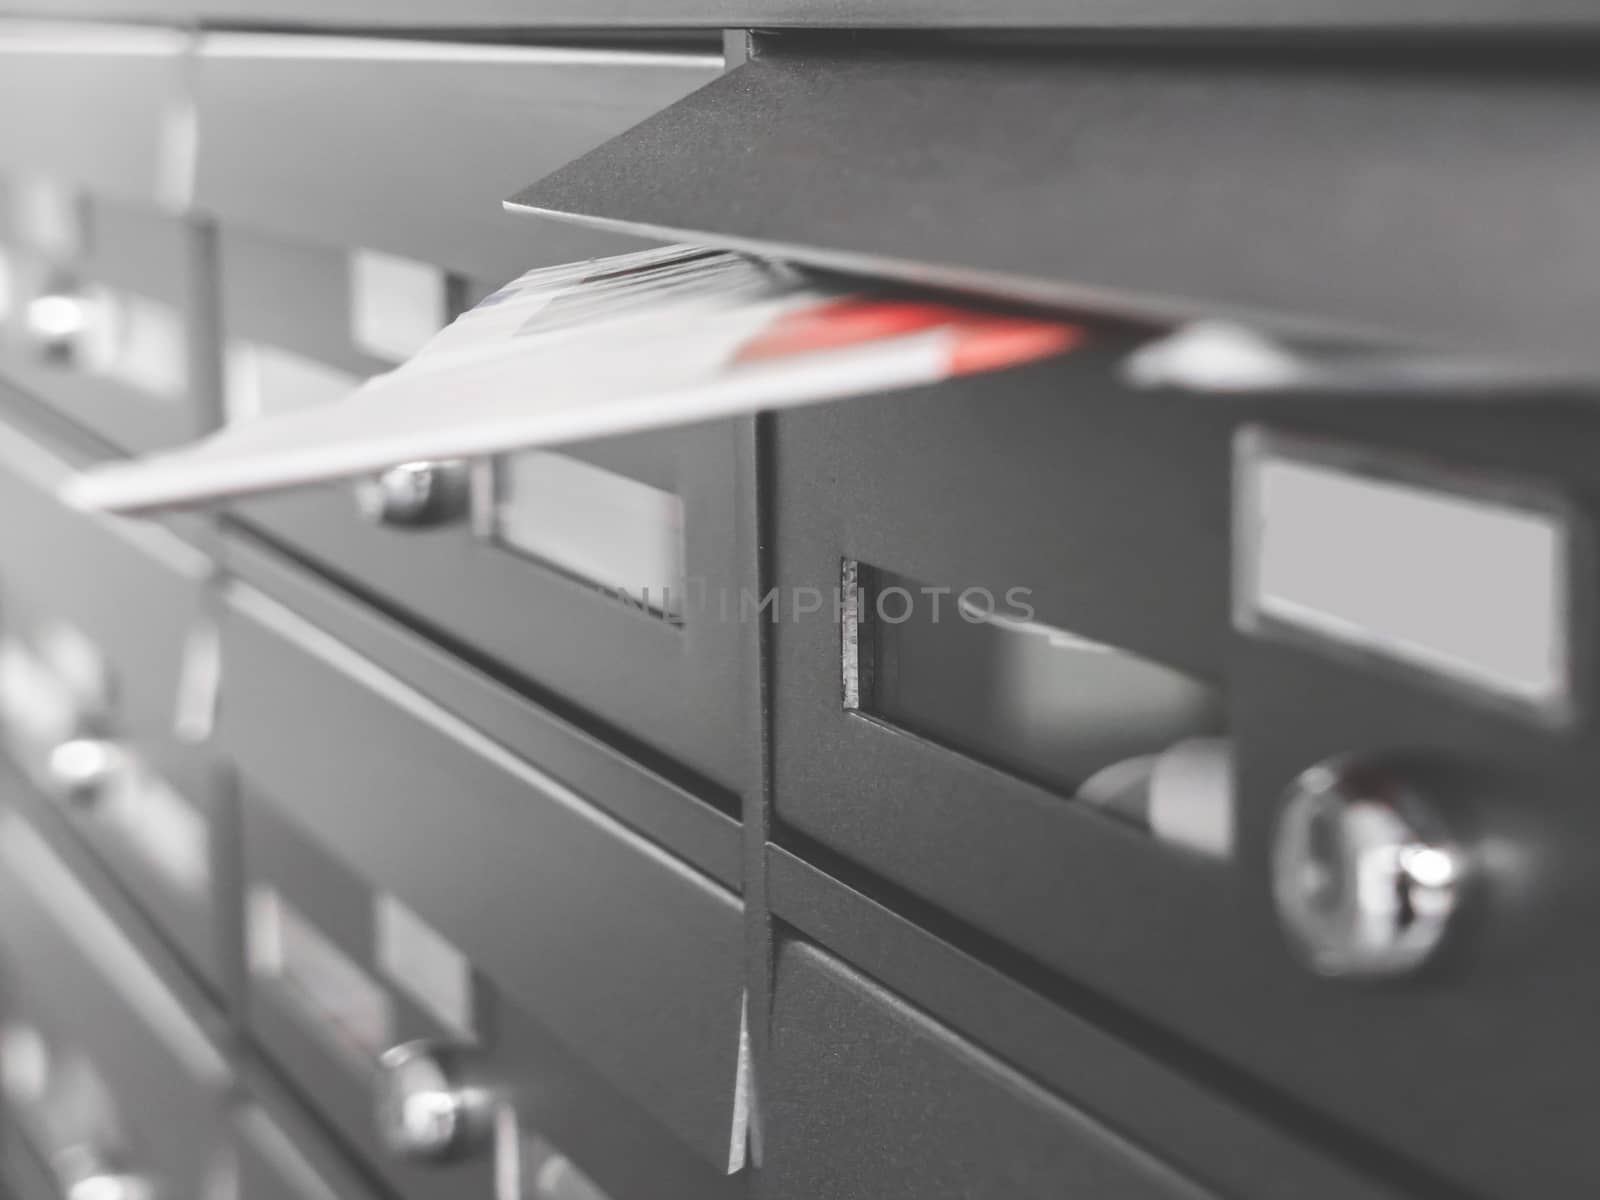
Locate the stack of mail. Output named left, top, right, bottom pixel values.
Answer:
left=67, top=245, right=1083, bottom=514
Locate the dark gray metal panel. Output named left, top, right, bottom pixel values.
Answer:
left=204, top=50, right=757, bottom=795
left=0, top=200, right=208, bottom=453
left=236, top=1106, right=384, bottom=1200
left=0, top=23, right=188, bottom=207
left=0, top=354, right=202, bottom=455
left=228, top=416, right=755, bottom=797
left=768, top=362, right=1600, bottom=1197
left=0, top=760, right=231, bottom=1034
left=0, top=393, right=222, bottom=543
left=767, top=848, right=1410, bottom=1200
left=53, top=734, right=230, bottom=1001
left=235, top=1060, right=387, bottom=1200
left=0, top=386, right=219, bottom=560
left=221, top=528, right=743, bottom=886
left=218, top=228, right=392, bottom=380
left=240, top=794, right=745, bottom=1200
left=0, top=409, right=229, bottom=993
left=768, top=939, right=1212, bottom=1200
left=516, top=48, right=1600, bottom=369
left=770, top=352, right=1238, bottom=932
left=84, top=197, right=194, bottom=309
left=0, top=784, right=232, bottom=1199
left=194, top=35, right=720, bottom=278
left=239, top=791, right=490, bottom=1200
left=785, top=348, right=1229, bottom=679
left=221, top=583, right=747, bottom=1174
left=0, top=1120, right=57, bottom=1200
left=1220, top=405, right=1600, bottom=1200
left=0, top=409, right=208, bottom=725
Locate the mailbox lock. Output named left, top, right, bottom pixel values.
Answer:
left=24, top=284, right=91, bottom=362
left=354, top=460, right=470, bottom=528
left=44, top=738, right=126, bottom=811
left=54, top=1145, right=152, bottom=1200
left=375, top=1040, right=494, bottom=1164
left=1272, top=759, right=1466, bottom=979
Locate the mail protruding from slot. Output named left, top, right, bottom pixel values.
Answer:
left=63, top=245, right=1083, bottom=516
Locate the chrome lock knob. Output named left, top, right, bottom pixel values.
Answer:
left=54, top=1145, right=152, bottom=1200
left=63, top=1169, right=152, bottom=1200
left=354, top=460, right=469, bottom=528
left=25, top=287, right=91, bottom=361
left=1272, top=760, right=1465, bottom=979
left=44, top=738, right=126, bottom=810
left=375, top=1041, right=492, bottom=1164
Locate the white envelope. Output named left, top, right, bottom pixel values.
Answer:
left=66, top=245, right=1082, bottom=515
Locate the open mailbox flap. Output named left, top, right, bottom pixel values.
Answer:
left=511, top=47, right=1600, bottom=372
left=65, top=244, right=1081, bottom=514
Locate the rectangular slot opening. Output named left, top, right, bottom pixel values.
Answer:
left=479, top=450, right=686, bottom=619
left=374, top=892, right=476, bottom=1042
left=77, top=284, right=187, bottom=402
left=247, top=887, right=392, bottom=1067
left=223, top=340, right=364, bottom=426
left=845, top=562, right=1231, bottom=855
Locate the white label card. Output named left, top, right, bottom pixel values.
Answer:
left=81, top=288, right=188, bottom=401
left=489, top=450, right=685, bottom=605
left=225, top=341, right=365, bottom=426
left=349, top=249, right=450, bottom=365
left=1237, top=430, right=1571, bottom=719
left=248, top=888, right=394, bottom=1064
left=374, top=893, right=475, bottom=1040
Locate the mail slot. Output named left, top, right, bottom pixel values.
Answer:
left=216, top=234, right=754, bottom=794
left=240, top=794, right=737, bottom=1200
left=193, top=36, right=752, bottom=795
left=218, top=227, right=427, bottom=400
left=222, top=579, right=747, bottom=1197
left=0, top=407, right=230, bottom=997
left=0, top=185, right=210, bottom=453
left=0, top=792, right=232, bottom=1200
left=766, top=344, right=1600, bottom=1197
